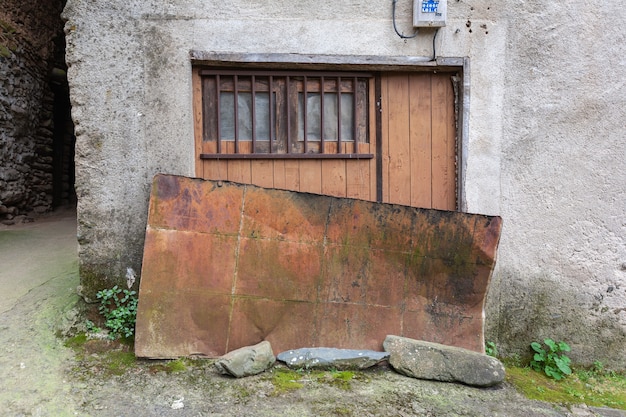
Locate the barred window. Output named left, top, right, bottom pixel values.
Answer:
left=199, top=70, right=373, bottom=159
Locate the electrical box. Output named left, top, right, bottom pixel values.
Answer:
left=413, top=0, right=447, bottom=27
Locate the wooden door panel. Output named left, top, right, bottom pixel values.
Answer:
left=409, top=73, right=433, bottom=208
left=250, top=160, right=274, bottom=188
left=431, top=74, right=456, bottom=210
left=381, top=72, right=456, bottom=211
left=384, top=75, right=413, bottom=206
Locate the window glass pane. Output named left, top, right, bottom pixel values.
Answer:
left=220, top=93, right=257, bottom=141
left=297, top=93, right=354, bottom=141
left=237, top=93, right=252, bottom=141
left=340, top=93, right=354, bottom=141
left=322, top=93, right=338, bottom=140
left=298, top=93, right=321, bottom=140
left=220, top=92, right=235, bottom=140
left=255, top=92, right=270, bottom=141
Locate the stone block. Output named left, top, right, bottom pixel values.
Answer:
left=214, top=341, right=275, bottom=378
left=277, top=348, right=389, bottom=370
left=383, top=335, right=505, bottom=387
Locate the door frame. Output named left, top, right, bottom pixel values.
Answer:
left=190, top=51, right=469, bottom=212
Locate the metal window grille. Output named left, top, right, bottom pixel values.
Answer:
left=199, top=69, right=373, bottom=160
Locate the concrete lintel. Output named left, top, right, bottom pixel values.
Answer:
left=189, top=51, right=467, bottom=72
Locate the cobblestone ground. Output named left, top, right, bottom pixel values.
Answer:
left=1, top=208, right=623, bottom=417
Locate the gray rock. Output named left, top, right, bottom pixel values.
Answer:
left=277, top=347, right=389, bottom=370
left=383, top=335, right=505, bottom=387
left=214, top=341, right=275, bottom=378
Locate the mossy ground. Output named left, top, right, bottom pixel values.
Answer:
left=65, top=331, right=626, bottom=412
left=64, top=332, right=137, bottom=376
left=58, top=331, right=626, bottom=417
left=506, top=364, right=626, bottom=410
left=265, top=367, right=362, bottom=395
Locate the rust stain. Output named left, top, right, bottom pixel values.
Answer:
left=135, top=174, right=502, bottom=358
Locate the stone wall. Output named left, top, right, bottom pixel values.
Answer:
left=0, top=0, right=72, bottom=223
left=63, top=1, right=626, bottom=369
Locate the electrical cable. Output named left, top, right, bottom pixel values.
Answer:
left=392, top=0, right=442, bottom=61
left=392, top=0, right=418, bottom=39
left=431, top=28, right=440, bottom=61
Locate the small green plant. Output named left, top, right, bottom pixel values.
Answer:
left=530, top=338, right=572, bottom=381
left=84, top=319, right=101, bottom=333
left=485, top=341, right=498, bottom=357
left=95, top=285, right=139, bottom=340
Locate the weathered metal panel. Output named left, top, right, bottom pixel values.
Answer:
left=135, top=174, right=502, bottom=358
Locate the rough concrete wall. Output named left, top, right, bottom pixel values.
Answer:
left=486, top=2, right=626, bottom=368
left=63, top=0, right=626, bottom=368
left=0, top=1, right=66, bottom=221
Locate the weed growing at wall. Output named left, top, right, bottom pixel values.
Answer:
left=485, top=341, right=498, bottom=357
left=530, top=339, right=572, bottom=380
left=86, top=285, right=138, bottom=340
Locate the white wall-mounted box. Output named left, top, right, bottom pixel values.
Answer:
left=413, top=0, right=447, bottom=27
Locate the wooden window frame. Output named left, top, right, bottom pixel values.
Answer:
left=191, top=52, right=469, bottom=211
left=198, top=69, right=374, bottom=160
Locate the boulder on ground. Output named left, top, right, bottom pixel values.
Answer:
left=277, top=347, right=389, bottom=370
left=214, top=341, right=275, bottom=378
left=383, top=335, right=505, bottom=387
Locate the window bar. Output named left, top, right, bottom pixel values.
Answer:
left=233, top=75, right=239, bottom=153
left=269, top=76, right=274, bottom=154
left=337, top=77, right=342, bottom=153
left=320, top=76, right=325, bottom=154
left=286, top=76, right=291, bottom=154
left=353, top=77, right=358, bottom=154
left=303, top=76, right=308, bottom=153
left=216, top=75, right=222, bottom=154
left=251, top=75, right=256, bottom=153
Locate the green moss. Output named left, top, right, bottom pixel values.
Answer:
left=165, top=358, right=187, bottom=373
left=331, top=407, right=353, bottom=416
left=234, top=384, right=252, bottom=399
left=0, top=19, right=18, bottom=57
left=103, top=351, right=137, bottom=375
left=507, top=366, right=626, bottom=410
left=315, top=370, right=355, bottom=390
left=64, top=333, right=88, bottom=350
left=267, top=368, right=363, bottom=395
left=269, top=368, right=304, bottom=395
left=0, top=45, right=10, bottom=58
left=79, top=265, right=131, bottom=302
left=0, top=19, right=17, bottom=33
left=147, top=357, right=203, bottom=374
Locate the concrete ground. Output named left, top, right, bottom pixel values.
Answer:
left=0, top=208, right=624, bottom=417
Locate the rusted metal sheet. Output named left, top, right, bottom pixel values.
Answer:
left=135, top=174, right=502, bottom=358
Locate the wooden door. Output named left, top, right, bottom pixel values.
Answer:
left=380, top=72, right=457, bottom=210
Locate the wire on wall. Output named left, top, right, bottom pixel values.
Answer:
left=392, top=0, right=442, bottom=61
left=392, top=0, right=418, bottom=39
left=431, top=28, right=440, bottom=61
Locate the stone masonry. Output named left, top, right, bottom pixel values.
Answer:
left=0, top=0, right=73, bottom=223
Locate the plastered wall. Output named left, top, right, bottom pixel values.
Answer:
left=63, top=1, right=626, bottom=368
